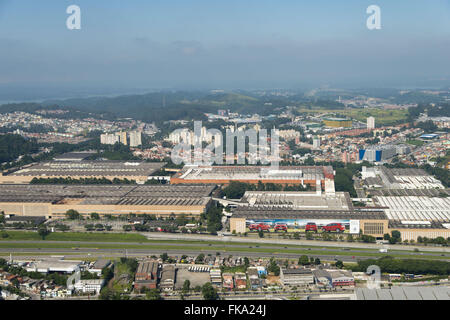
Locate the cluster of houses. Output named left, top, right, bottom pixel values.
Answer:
left=133, top=254, right=355, bottom=293
left=0, top=257, right=111, bottom=300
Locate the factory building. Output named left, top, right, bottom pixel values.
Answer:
left=280, top=268, right=314, bottom=286
left=0, top=184, right=214, bottom=219
left=359, top=146, right=397, bottom=162
left=362, top=167, right=445, bottom=190
left=230, top=190, right=389, bottom=238
left=230, top=205, right=389, bottom=238
left=0, top=161, right=166, bottom=184
left=135, top=260, right=160, bottom=290
left=171, top=165, right=335, bottom=189
left=374, top=196, right=450, bottom=241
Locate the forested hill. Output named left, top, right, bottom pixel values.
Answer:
left=41, top=91, right=293, bottom=123
left=0, top=134, right=39, bottom=163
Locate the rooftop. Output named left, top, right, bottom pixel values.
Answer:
left=0, top=184, right=215, bottom=206
left=174, top=165, right=334, bottom=181
left=375, top=196, right=450, bottom=222
left=240, top=191, right=352, bottom=211
left=355, top=286, right=450, bottom=300
left=232, top=206, right=387, bottom=220
left=9, top=161, right=166, bottom=177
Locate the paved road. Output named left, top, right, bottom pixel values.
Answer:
left=1, top=239, right=448, bottom=259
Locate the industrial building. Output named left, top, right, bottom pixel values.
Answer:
left=171, top=165, right=335, bottom=189
left=160, top=265, right=177, bottom=291
left=135, top=260, right=160, bottom=290
left=74, top=279, right=105, bottom=294
left=355, top=286, right=450, bottom=300
left=0, top=184, right=214, bottom=219
left=25, top=258, right=82, bottom=274
left=280, top=268, right=314, bottom=286
left=53, top=151, right=97, bottom=162
left=374, top=196, right=450, bottom=241
left=230, top=190, right=389, bottom=237
left=362, top=167, right=445, bottom=190
left=240, top=191, right=352, bottom=211
left=230, top=205, right=389, bottom=238
left=359, top=145, right=397, bottom=162
left=0, top=161, right=166, bottom=184
left=313, top=269, right=355, bottom=287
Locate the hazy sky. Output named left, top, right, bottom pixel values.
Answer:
left=0, top=0, right=449, bottom=92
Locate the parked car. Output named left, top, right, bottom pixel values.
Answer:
left=248, top=223, right=271, bottom=232
left=305, top=222, right=318, bottom=232
left=321, top=223, right=345, bottom=233
left=274, top=223, right=288, bottom=232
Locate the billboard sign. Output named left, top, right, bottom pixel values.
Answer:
left=246, top=218, right=360, bottom=234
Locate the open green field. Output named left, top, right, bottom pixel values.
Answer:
left=406, top=139, right=425, bottom=146
left=297, top=107, right=409, bottom=126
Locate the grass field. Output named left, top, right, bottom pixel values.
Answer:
left=297, top=107, right=409, bottom=126
left=0, top=231, right=149, bottom=242
left=406, top=139, right=425, bottom=146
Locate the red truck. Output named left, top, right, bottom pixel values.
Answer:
left=305, top=222, right=318, bottom=232
left=248, top=223, right=271, bottom=232
left=321, top=223, right=346, bottom=233
left=274, top=223, right=288, bottom=232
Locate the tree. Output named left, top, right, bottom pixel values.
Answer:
left=38, top=226, right=50, bottom=240
left=195, top=253, right=205, bottom=264
left=182, top=280, right=190, bottom=293
left=298, top=255, right=309, bottom=266
left=335, top=260, right=344, bottom=269
left=65, top=209, right=81, bottom=220
left=258, top=230, right=264, bottom=238
left=0, top=212, right=5, bottom=224
left=202, top=282, right=218, bottom=300
left=160, top=253, right=169, bottom=262
left=314, top=258, right=321, bottom=265
left=267, top=258, right=280, bottom=276
left=90, top=212, right=100, bottom=220
left=390, top=230, right=402, bottom=244
left=146, top=288, right=162, bottom=300
left=243, top=257, right=250, bottom=268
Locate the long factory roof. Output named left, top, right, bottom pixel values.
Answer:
left=232, top=206, right=387, bottom=220
left=174, top=165, right=334, bottom=181
left=0, top=184, right=215, bottom=206
left=8, top=161, right=166, bottom=177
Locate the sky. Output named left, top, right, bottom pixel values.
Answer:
left=0, top=0, right=449, bottom=98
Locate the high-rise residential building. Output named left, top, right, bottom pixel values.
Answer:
left=367, top=117, right=375, bottom=129
left=130, top=131, right=142, bottom=147
left=313, top=137, right=321, bottom=149
left=100, top=133, right=120, bottom=145
left=117, top=131, right=128, bottom=145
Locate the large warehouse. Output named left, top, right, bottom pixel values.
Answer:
left=362, top=167, right=445, bottom=190
left=171, top=165, right=335, bottom=190
left=0, top=161, right=166, bottom=184
left=0, top=184, right=214, bottom=219
left=230, top=191, right=389, bottom=238
left=374, top=196, right=450, bottom=241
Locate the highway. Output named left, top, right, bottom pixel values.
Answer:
left=0, top=240, right=448, bottom=262
left=141, top=232, right=450, bottom=253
